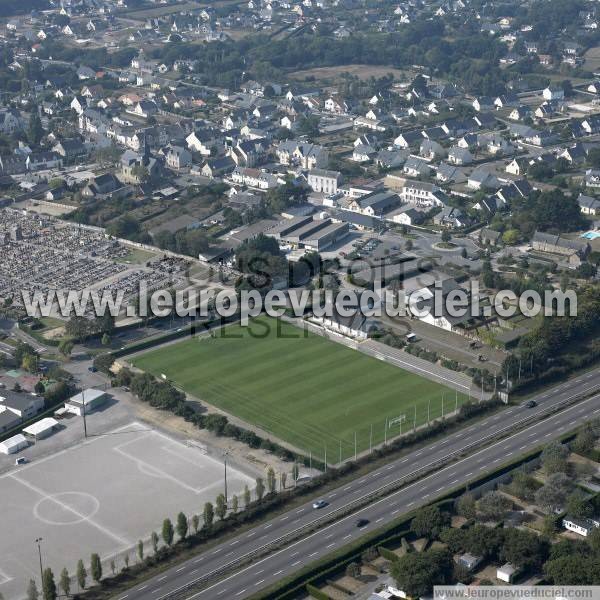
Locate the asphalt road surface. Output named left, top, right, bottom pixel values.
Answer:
left=118, top=369, right=600, bottom=600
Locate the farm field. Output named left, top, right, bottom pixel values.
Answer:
left=132, top=318, right=468, bottom=460
left=288, top=64, right=406, bottom=84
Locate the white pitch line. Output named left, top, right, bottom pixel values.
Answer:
left=10, top=474, right=130, bottom=546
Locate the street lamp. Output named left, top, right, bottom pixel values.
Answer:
left=35, top=538, right=43, bottom=585
left=223, top=450, right=230, bottom=504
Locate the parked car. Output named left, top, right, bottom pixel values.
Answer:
left=15, top=457, right=28, bottom=465
left=524, top=400, right=537, bottom=409
left=355, top=518, right=369, bottom=528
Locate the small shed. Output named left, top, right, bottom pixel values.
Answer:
left=456, top=553, right=483, bottom=571
left=65, top=389, right=108, bottom=416
left=497, top=563, right=517, bottom=583
left=0, top=433, right=28, bottom=455
left=23, top=417, right=58, bottom=440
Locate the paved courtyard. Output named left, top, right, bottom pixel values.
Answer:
left=0, top=422, right=254, bottom=600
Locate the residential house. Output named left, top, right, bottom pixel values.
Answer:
left=468, top=167, right=500, bottom=190
left=119, top=148, right=160, bottom=184
left=390, top=207, right=425, bottom=226
left=0, top=391, right=45, bottom=420
left=352, top=144, right=377, bottom=163
left=505, top=157, right=528, bottom=176
left=200, top=156, right=236, bottom=179
left=186, top=128, right=220, bottom=156
left=0, top=108, right=24, bottom=134
left=448, top=146, right=473, bottom=166
left=0, top=155, right=26, bottom=175
left=434, top=206, right=470, bottom=229
left=532, top=231, right=590, bottom=267
left=276, top=141, right=328, bottom=170
left=403, top=155, right=432, bottom=178
left=228, top=139, right=266, bottom=168
left=420, top=139, right=446, bottom=161
left=347, top=190, right=401, bottom=217
left=578, top=193, right=600, bottom=215
left=308, top=169, right=342, bottom=194
left=128, top=100, right=158, bottom=118
left=400, top=180, right=446, bottom=208
left=52, top=138, right=87, bottom=160
left=165, top=145, right=192, bottom=170
left=562, top=516, right=600, bottom=537
left=436, top=163, right=467, bottom=184
left=393, top=130, right=423, bottom=149
left=473, top=97, right=494, bottom=112
left=26, top=151, right=63, bottom=171
left=543, top=86, right=565, bottom=101
left=82, top=172, right=121, bottom=198
left=376, top=149, right=408, bottom=170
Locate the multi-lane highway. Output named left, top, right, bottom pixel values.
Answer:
left=117, top=368, right=600, bottom=600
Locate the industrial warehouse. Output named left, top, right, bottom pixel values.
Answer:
left=267, top=215, right=349, bottom=252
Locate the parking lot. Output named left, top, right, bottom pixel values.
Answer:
left=0, top=422, right=254, bottom=600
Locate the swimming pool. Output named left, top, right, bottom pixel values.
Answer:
left=581, top=231, right=600, bottom=240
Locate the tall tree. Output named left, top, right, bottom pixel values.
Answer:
left=42, top=567, right=57, bottom=600
left=411, top=506, right=449, bottom=538
left=191, top=514, right=200, bottom=534
left=26, top=579, right=39, bottom=600
left=137, top=540, right=144, bottom=563
left=266, top=468, right=276, bottom=494
left=59, top=568, right=70, bottom=598
left=176, top=512, right=188, bottom=540
left=203, top=502, right=214, bottom=529
left=90, top=554, right=102, bottom=584
left=28, top=110, right=44, bottom=146
left=162, top=519, right=174, bottom=547
left=151, top=531, right=159, bottom=554
left=76, top=560, right=86, bottom=590
left=215, top=494, right=227, bottom=520
left=255, top=477, right=265, bottom=502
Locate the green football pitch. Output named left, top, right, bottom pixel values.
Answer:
left=131, top=317, right=468, bottom=461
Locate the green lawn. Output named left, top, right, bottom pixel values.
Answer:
left=132, top=318, right=467, bottom=460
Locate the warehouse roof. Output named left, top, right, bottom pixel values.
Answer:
left=23, top=417, right=58, bottom=436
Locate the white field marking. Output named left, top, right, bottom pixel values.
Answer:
left=0, top=569, right=13, bottom=585
left=10, top=474, right=130, bottom=546
left=157, top=576, right=167, bottom=582
left=291, top=560, right=301, bottom=567
left=365, top=346, right=471, bottom=390
left=255, top=580, right=265, bottom=586
left=113, top=445, right=224, bottom=496
left=177, top=394, right=600, bottom=600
